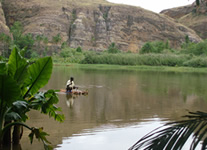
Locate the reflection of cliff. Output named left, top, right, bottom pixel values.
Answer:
left=138, top=72, right=207, bottom=100
left=24, top=67, right=207, bottom=149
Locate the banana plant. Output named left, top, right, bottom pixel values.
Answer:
left=0, top=47, right=64, bottom=149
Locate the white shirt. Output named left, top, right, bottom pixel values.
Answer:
left=66, top=80, right=75, bottom=87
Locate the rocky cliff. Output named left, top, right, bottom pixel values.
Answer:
left=161, top=0, right=207, bottom=39
left=0, top=2, right=11, bottom=54
left=1, top=0, right=202, bottom=53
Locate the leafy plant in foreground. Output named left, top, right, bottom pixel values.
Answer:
left=0, top=47, right=64, bottom=150
left=129, top=111, right=207, bottom=150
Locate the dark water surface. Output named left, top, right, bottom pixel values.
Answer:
left=20, top=65, right=207, bottom=150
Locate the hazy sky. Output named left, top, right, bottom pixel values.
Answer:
left=107, top=0, right=195, bottom=13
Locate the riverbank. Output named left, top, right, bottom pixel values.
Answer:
left=53, top=63, right=207, bottom=73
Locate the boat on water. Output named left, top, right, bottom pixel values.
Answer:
left=60, top=89, right=88, bottom=95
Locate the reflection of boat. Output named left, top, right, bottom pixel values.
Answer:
left=60, top=89, right=88, bottom=95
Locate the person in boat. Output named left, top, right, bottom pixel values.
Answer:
left=66, top=77, right=75, bottom=92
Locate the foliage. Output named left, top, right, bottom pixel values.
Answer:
left=55, top=46, right=84, bottom=63
left=9, top=21, right=35, bottom=58
left=107, top=43, right=120, bottom=54
left=0, top=33, right=12, bottom=57
left=1, top=22, right=50, bottom=58
left=0, top=33, right=11, bottom=44
left=31, top=51, right=40, bottom=58
left=76, top=46, right=82, bottom=53
left=140, top=41, right=170, bottom=54
left=129, top=111, right=207, bottom=150
left=0, top=47, right=64, bottom=149
left=60, top=47, right=75, bottom=58
left=77, top=39, right=207, bottom=68
left=80, top=52, right=194, bottom=67
left=52, top=33, right=62, bottom=44
left=10, top=21, right=23, bottom=41
left=183, top=57, right=207, bottom=67
left=181, top=40, right=207, bottom=55
left=61, top=42, right=68, bottom=49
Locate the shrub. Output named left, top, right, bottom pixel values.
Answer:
left=183, top=57, right=207, bottom=67
left=60, top=47, right=75, bottom=58
left=52, top=33, right=62, bottom=44
left=58, top=46, right=84, bottom=63
left=30, top=51, right=39, bottom=58
left=140, top=42, right=154, bottom=54
left=181, top=40, right=207, bottom=56
left=76, top=46, right=82, bottom=52
left=189, top=40, right=207, bottom=55
left=140, top=41, right=169, bottom=54
left=107, top=43, right=120, bottom=53
left=81, top=53, right=191, bottom=67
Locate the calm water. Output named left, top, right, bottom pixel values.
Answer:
left=20, top=65, right=207, bottom=150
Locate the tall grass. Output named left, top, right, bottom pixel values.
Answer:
left=80, top=53, right=196, bottom=67
left=53, top=40, right=207, bottom=68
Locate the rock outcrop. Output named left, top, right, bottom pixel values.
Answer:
left=161, top=0, right=207, bottom=39
left=1, top=0, right=202, bottom=53
left=0, top=2, right=11, bottom=54
left=161, top=4, right=194, bottom=20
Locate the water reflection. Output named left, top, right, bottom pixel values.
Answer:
left=20, top=66, right=207, bottom=150
left=66, top=93, right=75, bottom=108
left=55, top=119, right=164, bottom=150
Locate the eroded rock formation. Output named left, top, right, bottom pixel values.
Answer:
left=1, top=0, right=202, bottom=53
left=161, top=0, right=207, bottom=39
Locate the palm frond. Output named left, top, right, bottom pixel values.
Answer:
left=129, top=111, right=207, bottom=150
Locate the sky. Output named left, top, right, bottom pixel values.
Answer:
left=107, top=0, right=195, bottom=13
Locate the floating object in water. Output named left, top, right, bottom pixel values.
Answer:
left=60, top=89, right=88, bottom=95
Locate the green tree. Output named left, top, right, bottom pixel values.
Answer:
left=0, top=33, right=12, bottom=57
left=0, top=47, right=64, bottom=149
left=140, top=42, right=154, bottom=54
left=10, top=21, right=23, bottom=41
left=76, top=46, right=82, bottom=53
left=140, top=41, right=170, bottom=54
left=10, top=22, right=35, bottom=58
left=108, top=43, right=120, bottom=54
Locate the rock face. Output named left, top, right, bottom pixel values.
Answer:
left=1, top=0, right=202, bottom=53
left=161, top=5, right=194, bottom=20
left=0, top=2, right=11, bottom=54
left=161, top=0, right=207, bottom=39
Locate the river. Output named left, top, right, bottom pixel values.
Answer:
left=20, top=65, right=207, bottom=150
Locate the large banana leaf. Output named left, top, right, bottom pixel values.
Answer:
left=24, top=57, right=52, bottom=97
left=8, top=47, right=29, bottom=86
left=0, top=75, right=21, bottom=105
